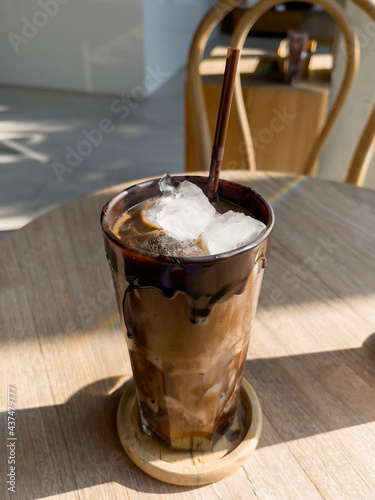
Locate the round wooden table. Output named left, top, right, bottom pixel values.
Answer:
left=1, top=171, right=375, bottom=499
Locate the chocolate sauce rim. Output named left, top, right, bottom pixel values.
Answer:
left=101, top=176, right=275, bottom=263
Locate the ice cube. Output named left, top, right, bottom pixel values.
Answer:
left=125, top=230, right=206, bottom=257
left=200, top=210, right=266, bottom=255
left=180, top=241, right=207, bottom=257
left=158, top=173, right=180, bottom=196
left=142, top=180, right=216, bottom=241
left=140, top=197, right=171, bottom=230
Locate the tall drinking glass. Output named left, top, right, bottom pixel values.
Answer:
left=101, top=175, right=274, bottom=450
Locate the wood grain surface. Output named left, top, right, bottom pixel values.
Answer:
left=1, top=171, right=375, bottom=499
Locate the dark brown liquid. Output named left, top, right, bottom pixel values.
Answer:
left=101, top=176, right=273, bottom=449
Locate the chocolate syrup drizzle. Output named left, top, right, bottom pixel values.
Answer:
left=101, top=176, right=274, bottom=324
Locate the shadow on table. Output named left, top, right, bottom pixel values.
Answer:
left=14, top=334, right=375, bottom=498
left=247, top=332, right=375, bottom=449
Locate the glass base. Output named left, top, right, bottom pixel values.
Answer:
left=139, top=405, right=238, bottom=451
left=117, top=378, right=262, bottom=485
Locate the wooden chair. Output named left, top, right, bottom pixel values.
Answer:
left=344, top=0, right=375, bottom=186
left=186, top=0, right=375, bottom=186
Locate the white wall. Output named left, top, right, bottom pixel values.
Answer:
left=0, top=0, right=213, bottom=96
left=143, top=0, right=213, bottom=93
left=0, top=0, right=144, bottom=94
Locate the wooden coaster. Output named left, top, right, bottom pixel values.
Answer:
left=117, top=378, right=262, bottom=486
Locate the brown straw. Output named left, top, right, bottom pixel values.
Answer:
left=206, top=47, right=240, bottom=201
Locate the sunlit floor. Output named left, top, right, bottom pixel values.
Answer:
left=0, top=70, right=185, bottom=239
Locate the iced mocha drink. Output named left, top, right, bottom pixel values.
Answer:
left=101, top=175, right=274, bottom=450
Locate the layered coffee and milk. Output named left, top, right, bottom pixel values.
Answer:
left=113, top=174, right=266, bottom=257
left=103, top=175, right=272, bottom=449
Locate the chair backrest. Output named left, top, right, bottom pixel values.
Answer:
left=344, top=0, right=375, bottom=186
left=186, top=0, right=374, bottom=186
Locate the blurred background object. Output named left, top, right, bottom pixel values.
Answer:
left=185, top=0, right=374, bottom=184
left=0, top=0, right=374, bottom=239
